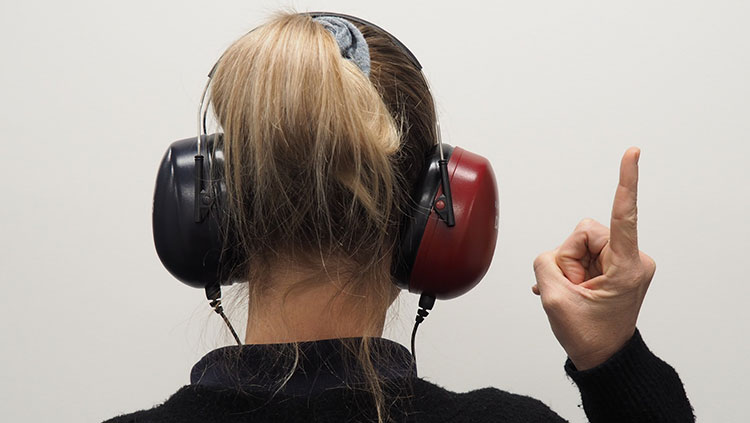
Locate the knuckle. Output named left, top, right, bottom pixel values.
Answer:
left=533, top=253, right=546, bottom=272
left=640, top=252, right=657, bottom=274
left=576, top=217, right=597, bottom=230
left=612, top=209, right=638, bottom=226
left=533, top=250, right=555, bottom=272
left=624, top=276, right=642, bottom=290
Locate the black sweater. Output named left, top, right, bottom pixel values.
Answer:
left=105, top=329, right=694, bottom=422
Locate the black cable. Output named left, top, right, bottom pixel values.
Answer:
left=209, top=298, right=242, bottom=345
left=410, top=294, right=436, bottom=362
left=410, top=307, right=431, bottom=360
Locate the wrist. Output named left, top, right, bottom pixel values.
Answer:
left=570, top=349, right=620, bottom=371
left=568, top=328, right=636, bottom=371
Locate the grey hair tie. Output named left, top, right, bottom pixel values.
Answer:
left=313, top=16, right=371, bottom=77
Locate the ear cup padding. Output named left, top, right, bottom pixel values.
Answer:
left=408, top=147, right=499, bottom=299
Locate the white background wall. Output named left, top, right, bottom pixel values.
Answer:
left=1, top=0, right=748, bottom=421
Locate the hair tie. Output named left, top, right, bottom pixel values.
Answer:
left=313, top=16, right=371, bottom=77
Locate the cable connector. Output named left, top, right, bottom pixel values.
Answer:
left=411, top=293, right=436, bottom=363
left=415, top=307, right=430, bottom=324
left=209, top=298, right=224, bottom=315
left=205, top=285, right=242, bottom=346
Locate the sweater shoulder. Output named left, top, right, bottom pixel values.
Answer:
left=103, top=380, right=567, bottom=423
left=411, top=378, right=567, bottom=423
left=102, top=385, right=224, bottom=423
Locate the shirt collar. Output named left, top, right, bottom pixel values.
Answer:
left=190, top=337, right=416, bottom=396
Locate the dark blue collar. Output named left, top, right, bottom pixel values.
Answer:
left=190, top=337, right=417, bottom=396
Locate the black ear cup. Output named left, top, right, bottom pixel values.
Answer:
left=152, top=135, right=238, bottom=289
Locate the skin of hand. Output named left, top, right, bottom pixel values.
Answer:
left=531, top=147, right=657, bottom=370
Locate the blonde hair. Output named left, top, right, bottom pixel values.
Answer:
left=209, top=11, right=438, bottom=422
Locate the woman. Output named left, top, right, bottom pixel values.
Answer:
left=107, top=11, right=693, bottom=422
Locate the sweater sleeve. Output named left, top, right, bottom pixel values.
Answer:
left=564, top=329, right=694, bottom=423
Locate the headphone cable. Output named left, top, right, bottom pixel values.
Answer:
left=410, top=293, right=436, bottom=362
left=209, top=297, right=242, bottom=345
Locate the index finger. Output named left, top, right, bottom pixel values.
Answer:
left=609, top=147, right=641, bottom=257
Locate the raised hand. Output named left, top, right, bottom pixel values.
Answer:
left=532, top=147, right=656, bottom=370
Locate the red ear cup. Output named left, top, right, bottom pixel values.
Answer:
left=408, top=147, right=499, bottom=299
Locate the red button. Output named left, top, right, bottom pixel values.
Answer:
left=435, top=199, right=446, bottom=210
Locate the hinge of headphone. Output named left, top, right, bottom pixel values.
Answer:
left=193, top=155, right=212, bottom=223
left=433, top=194, right=451, bottom=223
left=434, top=159, right=456, bottom=227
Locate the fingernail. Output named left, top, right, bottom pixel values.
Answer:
left=635, top=149, right=641, bottom=164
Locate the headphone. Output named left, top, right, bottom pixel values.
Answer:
left=152, top=12, right=499, bottom=322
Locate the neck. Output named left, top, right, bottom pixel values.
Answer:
left=244, top=260, right=390, bottom=344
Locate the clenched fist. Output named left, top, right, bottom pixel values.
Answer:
left=532, top=147, right=656, bottom=370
